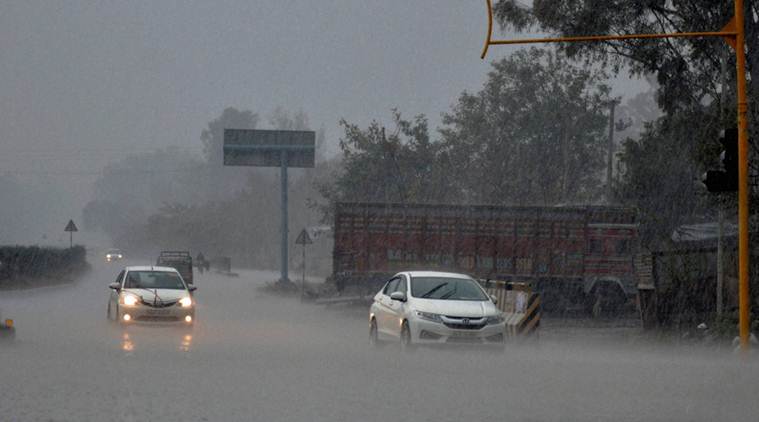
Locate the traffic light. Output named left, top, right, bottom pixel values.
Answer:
left=703, top=128, right=738, bottom=192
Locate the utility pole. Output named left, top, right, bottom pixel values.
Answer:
left=606, top=99, right=618, bottom=203
left=717, top=47, right=728, bottom=319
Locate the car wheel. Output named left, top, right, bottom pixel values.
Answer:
left=400, top=321, right=415, bottom=353
left=369, top=318, right=380, bottom=348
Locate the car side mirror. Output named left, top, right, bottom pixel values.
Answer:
left=188, top=285, right=197, bottom=292
left=108, top=282, right=120, bottom=290
left=389, top=291, right=407, bottom=302
left=489, top=294, right=498, bottom=305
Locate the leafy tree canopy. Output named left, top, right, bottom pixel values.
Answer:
left=440, top=48, right=611, bottom=205
left=493, top=0, right=742, bottom=115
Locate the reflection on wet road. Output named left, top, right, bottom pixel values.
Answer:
left=119, top=328, right=193, bottom=353
left=1, top=255, right=758, bottom=421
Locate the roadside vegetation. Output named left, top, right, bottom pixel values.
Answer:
left=0, top=245, right=89, bottom=289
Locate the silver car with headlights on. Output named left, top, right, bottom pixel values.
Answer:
left=107, top=266, right=196, bottom=325
left=369, top=271, right=505, bottom=349
left=105, top=249, right=124, bottom=262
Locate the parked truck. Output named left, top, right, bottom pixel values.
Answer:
left=332, top=202, right=639, bottom=314
left=156, top=251, right=194, bottom=285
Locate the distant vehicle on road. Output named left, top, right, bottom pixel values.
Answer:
left=156, top=251, right=193, bottom=285
left=107, top=266, right=196, bottom=325
left=369, top=271, right=506, bottom=350
left=105, top=249, right=124, bottom=262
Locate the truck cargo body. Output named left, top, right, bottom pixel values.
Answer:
left=333, top=202, right=638, bottom=311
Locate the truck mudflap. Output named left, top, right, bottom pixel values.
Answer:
left=482, top=280, right=541, bottom=338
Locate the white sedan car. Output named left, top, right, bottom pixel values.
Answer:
left=369, top=271, right=505, bottom=349
left=107, top=266, right=196, bottom=325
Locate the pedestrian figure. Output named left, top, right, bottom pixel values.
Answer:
left=196, top=252, right=205, bottom=274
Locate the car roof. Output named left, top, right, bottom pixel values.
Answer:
left=398, top=271, right=474, bottom=279
left=124, top=265, right=179, bottom=272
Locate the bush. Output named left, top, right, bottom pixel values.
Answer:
left=0, top=245, right=88, bottom=283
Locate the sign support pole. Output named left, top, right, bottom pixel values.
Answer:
left=301, top=242, right=306, bottom=301
left=280, top=150, right=290, bottom=283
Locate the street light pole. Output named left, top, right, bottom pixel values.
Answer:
left=606, top=99, right=617, bottom=203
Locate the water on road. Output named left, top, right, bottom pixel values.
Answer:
left=1, top=256, right=757, bottom=421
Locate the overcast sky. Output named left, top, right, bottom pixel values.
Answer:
left=0, top=1, right=645, bottom=219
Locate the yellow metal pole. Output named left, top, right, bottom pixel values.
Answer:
left=480, top=0, right=493, bottom=59
left=487, top=31, right=737, bottom=46
left=734, top=0, right=750, bottom=351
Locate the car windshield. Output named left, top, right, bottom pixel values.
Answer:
left=124, top=271, right=185, bottom=290
left=410, top=277, right=488, bottom=301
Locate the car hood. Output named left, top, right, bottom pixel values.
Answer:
left=123, top=288, right=188, bottom=303
left=410, top=298, right=499, bottom=317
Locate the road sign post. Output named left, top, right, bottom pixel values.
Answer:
left=223, top=129, right=315, bottom=284
left=64, top=219, right=78, bottom=248
left=479, top=0, right=752, bottom=352
left=295, top=228, right=313, bottom=300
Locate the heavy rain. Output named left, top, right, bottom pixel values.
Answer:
left=1, top=1, right=759, bottom=421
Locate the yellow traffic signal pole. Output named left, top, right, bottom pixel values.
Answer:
left=480, top=0, right=751, bottom=350
left=735, top=0, right=751, bottom=352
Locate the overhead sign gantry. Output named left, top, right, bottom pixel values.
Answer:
left=223, top=129, right=315, bottom=283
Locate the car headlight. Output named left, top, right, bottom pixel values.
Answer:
left=486, top=314, right=505, bottom=325
left=122, top=294, right=139, bottom=306
left=178, top=296, right=193, bottom=308
left=415, top=311, right=443, bottom=323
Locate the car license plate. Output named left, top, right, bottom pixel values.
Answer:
left=146, top=309, right=170, bottom=315
left=451, top=331, right=478, bottom=337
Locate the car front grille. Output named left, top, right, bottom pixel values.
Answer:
left=134, top=315, right=180, bottom=322
left=442, top=316, right=486, bottom=330
left=443, top=322, right=486, bottom=330
left=140, top=299, right=178, bottom=308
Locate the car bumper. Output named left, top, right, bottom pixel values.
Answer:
left=410, top=319, right=506, bottom=345
left=117, top=305, right=194, bottom=324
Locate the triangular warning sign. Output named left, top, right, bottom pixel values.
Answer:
left=295, top=229, right=312, bottom=245
left=64, top=220, right=78, bottom=232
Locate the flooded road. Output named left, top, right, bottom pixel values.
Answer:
left=1, top=256, right=757, bottom=421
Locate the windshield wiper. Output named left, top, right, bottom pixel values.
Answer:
left=439, top=286, right=457, bottom=300
left=133, top=287, right=164, bottom=305
left=421, top=282, right=449, bottom=298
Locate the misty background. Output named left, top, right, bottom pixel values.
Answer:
left=0, top=1, right=649, bottom=271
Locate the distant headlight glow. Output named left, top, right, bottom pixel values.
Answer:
left=179, top=296, right=193, bottom=308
